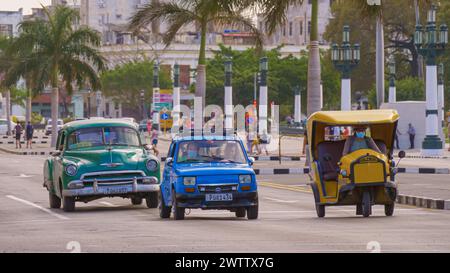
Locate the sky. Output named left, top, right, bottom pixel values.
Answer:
left=0, top=0, right=52, bottom=14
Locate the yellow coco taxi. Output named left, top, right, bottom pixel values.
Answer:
left=307, top=110, right=405, bottom=218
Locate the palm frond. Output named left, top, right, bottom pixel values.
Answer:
left=259, top=0, right=303, bottom=35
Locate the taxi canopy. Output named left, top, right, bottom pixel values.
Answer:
left=307, top=110, right=400, bottom=159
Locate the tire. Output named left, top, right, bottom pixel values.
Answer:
left=361, top=191, right=372, bottom=217
left=235, top=207, right=246, bottom=218
left=131, top=197, right=143, bottom=205
left=49, top=191, right=61, bottom=209
left=145, top=192, right=158, bottom=208
left=316, top=203, right=325, bottom=218
left=247, top=204, right=258, bottom=220
left=62, top=196, right=75, bottom=212
left=159, top=190, right=171, bottom=219
left=172, top=189, right=185, bottom=220
left=385, top=203, right=395, bottom=216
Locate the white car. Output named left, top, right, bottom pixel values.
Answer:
left=45, top=119, right=64, bottom=136
left=0, top=119, right=16, bottom=135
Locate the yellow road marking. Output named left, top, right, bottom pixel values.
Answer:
left=259, top=182, right=312, bottom=193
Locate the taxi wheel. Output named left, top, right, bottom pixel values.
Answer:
left=316, top=204, right=325, bottom=218
left=49, top=192, right=61, bottom=209
left=131, top=197, right=143, bottom=205
left=145, top=192, right=158, bottom=208
left=235, top=208, right=246, bottom=218
left=159, top=191, right=171, bottom=219
left=385, top=203, right=395, bottom=216
left=172, top=189, right=185, bottom=220
left=247, top=205, right=258, bottom=220
left=62, top=196, right=75, bottom=212
left=362, top=191, right=372, bottom=217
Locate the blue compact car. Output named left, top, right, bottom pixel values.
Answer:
left=159, top=135, right=258, bottom=220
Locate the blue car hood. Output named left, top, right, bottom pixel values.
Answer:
left=174, top=163, right=254, bottom=176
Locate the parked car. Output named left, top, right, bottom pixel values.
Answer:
left=43, top=119, right=161, bottom=212
left=159, top=134, right=258, bottom=220
left=45, top=119, right=64, bottom=136
left=0, top=119, right=16, bottom=135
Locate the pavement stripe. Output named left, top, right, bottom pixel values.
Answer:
left=6, top=195, right=69, bottom=220
left=263, top=197, right=298, bottom=203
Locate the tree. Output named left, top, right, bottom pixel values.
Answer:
left=100, top=60, right=172, bottom=119
left=129, top=0, right=263, bottom=109
left=368, top=77, right=425, bottom=107
left=3, top=6, right=105, bottom=146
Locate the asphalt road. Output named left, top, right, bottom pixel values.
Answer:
left=1, top=153, right=450, bottom=253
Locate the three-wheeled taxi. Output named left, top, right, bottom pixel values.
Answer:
left=307, top=110, right=405, bottom=218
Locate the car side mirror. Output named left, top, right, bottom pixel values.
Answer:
left=398, top=150, right=406, bottom=159
left=248, top=157, right=255, bottom=166
left=166, top=157, right=173, bottom=166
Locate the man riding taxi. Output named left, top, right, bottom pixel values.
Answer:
left=342, top=125, right=381, bottom=156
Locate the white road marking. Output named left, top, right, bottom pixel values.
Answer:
left=18, top=174, right=32, bottom=178
left=6, top=195, right=69, bottom=220
left=264, top=197, right=298, bottom=203
left=99, top=201, right=119, bottom=207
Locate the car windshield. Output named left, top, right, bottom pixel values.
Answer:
left=177, top=140, right=246, bottom=164
left=67, top=126, right=141, bottom=150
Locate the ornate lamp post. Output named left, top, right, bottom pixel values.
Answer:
left=224, top=57, right=233, bottom=132
left=152, top=62, right=160, bottom=129
left=415, top=5, right=448, bottom=156
left=331, top=25, right=360, bottom=110
left=258, top=57, right=268, bottom=134
left=388, top=55, right=396, bottom=103
left=172, top=63, right=181, bottom=133
left=140, top=89, right=145, bottom=121
left=294, top=85, right=301, bottom=124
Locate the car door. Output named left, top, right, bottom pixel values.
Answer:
left=52, top=131, right=66, bottom=197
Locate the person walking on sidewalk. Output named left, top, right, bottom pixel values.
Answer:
left=394, top=128, right=401, bottom=149
left=259, top=130, right=271, bottom=156
left=407, top=123, right=416, bottom=149
left=14, top=123, right=23, bottom=149
left=150, top=125, right=159, bottom=156
left=25, top=121, right=34, bottom=149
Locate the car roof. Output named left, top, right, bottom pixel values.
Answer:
left=62, top=118, right=138, bottom=133
left=173, top=134, right=241, bottom=142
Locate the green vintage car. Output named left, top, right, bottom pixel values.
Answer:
left=43, top=119, right=160, bottom=212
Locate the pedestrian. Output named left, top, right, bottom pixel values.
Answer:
left=407, top=123, right=416, bottom=149
left=252, top=134, right=261, bottom=155
left=25, top=121, right=34, bottom=149
left=259, top=130, right=271, bottom=156
left=246, top=131, right=254, bottom=154
left=394, top=128, right=401, bottom=149
left=14, top=123, right=23, bottom=149
left=150, top=125, right=159, bottom=156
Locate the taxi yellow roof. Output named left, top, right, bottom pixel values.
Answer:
left=308, top=109, right=399, bottom=125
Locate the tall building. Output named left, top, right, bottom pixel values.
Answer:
left=257, top=0, right=334, bottom=46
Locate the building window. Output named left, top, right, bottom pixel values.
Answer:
left=0, top=24, right=13, bottom=38
left=308, top=21, right=311, bottom=35
left=289, top=22, right=293, bottom=36
left=300, top=21, right=303, bottom=36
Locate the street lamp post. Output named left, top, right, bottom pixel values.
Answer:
left=388, top=55, right=396, bottom=103
left=294, top=85, right=301, bottom=124
left=152, top=62, right=160, bottom=130
left=258, top=57, right=268, bottom=134
left=415, top=5, right=448, bottom=156
left=438, top=63, right=445, bottom=128
left=172, top=63, right=181, bottom=134
left=140, top=90, right=145, bottom=121
left=224, top=57, right=233, bottom=132
left=331, top=25, right=360, bottom=111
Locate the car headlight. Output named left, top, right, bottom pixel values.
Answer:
left=183, top=177, right=196, bottom=186
left=65, top=164, right=78, bottom=176
left=146, top=159, right=158, bottom=172
left=239, top=174, right=252, bottom=183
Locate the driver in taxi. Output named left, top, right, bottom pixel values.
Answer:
left=342, top=125, right=381, bottom=156
left=178, top=142, right=201, bottom=162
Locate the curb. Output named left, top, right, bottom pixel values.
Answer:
left=253, top=168, right=310, bottom=175
left=0, top=141, right=48, bottom=144
left=0, top=147, right=52, bottom=156
left=396, top=194, right=450, bottom=210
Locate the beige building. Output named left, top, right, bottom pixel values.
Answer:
left=257, top=0, right=334, bottom=46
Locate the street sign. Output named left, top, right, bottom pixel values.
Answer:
left=161, top=113, right=169, bottom=120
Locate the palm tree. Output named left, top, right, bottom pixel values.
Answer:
left=0, top=36, right=17, bottom=136
left=257, top=0, right=321, bottom=116
left=3, top=6, right=105, bottom=147
left=129, top=0, right=263, bottom=108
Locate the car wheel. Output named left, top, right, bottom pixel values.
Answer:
left=172, top=189, right=185, bottom=220
left=316, top=203, right=325, bottom=218
left=159, top=190, right=171, bottom=218
left=247, top=204, right=258, bottom=220
left=362, top=191, right=372, bottom=217
left=385, top=203, right=395, bottom=216
left=145, top=192, right=158, bottom=208
left=235, top=207, right=246, bottom=218
left=62, top=196, right=75, bottom=212
left=49, top=191, right=61, bottom=209
left=131, top=197, right=143, bottom=205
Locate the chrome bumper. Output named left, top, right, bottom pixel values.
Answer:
left=63, top=176, right=159, bottom=197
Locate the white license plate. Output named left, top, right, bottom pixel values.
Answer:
left=101, top=186, right=130, bottom=194
left=205, top=193, right=233, bottom=202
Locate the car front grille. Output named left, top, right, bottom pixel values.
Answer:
left=197, top=183, right=238, bottom=193
left=81, top=170, right=146, bottom=185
